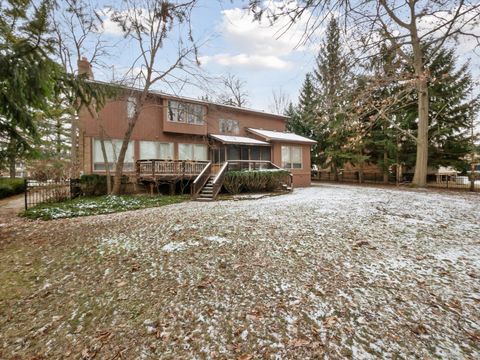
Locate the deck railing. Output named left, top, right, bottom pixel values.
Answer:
left=212, top=161, right=229, bottom=199
left=136, top=160, right=210, bottom=179
left=191, top=162, right=212, bottom=197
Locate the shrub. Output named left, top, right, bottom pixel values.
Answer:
left=223, top=170, right=290, bottom=195
left=0, top=178, right=26, bottom=199
left=79, top=174, right=129, bottom=196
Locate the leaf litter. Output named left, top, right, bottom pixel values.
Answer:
left=0, top=184, right=479, bottom=359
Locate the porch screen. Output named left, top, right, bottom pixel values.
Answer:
left=93, top=139, right=134, bottom=171
left=281, top=146, right=302, bottom=169
left=139, top=141, right=173, bottom=160
left=178, top=143, right=208, bottom=161
left=251, top=146, right=271, bottom=161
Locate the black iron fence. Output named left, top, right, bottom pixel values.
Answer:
left=312, top=171, right=480, bottom=192
left=24, top=179, right=81, bottom=210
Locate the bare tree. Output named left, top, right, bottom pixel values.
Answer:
left=217, top=73, right=249, bottom=107
left=109, top=0, right=201, bottom=195
left=249, top=0, right=480, bottom=187
left=269, top=88, right=291, bottom=115
left=52, top=0, right=111, bottom=187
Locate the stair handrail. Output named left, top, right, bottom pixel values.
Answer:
left=192, top=161, right=212, bottom=198
left=268, top=161, right=293, bottom=190
left=211, top=161, right=229, bottom=199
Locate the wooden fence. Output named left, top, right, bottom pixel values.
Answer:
left=313, top=171, right=480, bottom=192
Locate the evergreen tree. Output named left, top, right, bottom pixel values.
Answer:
left=313, top=17, right=352, bottom=178
left=0, top=0, right=107, bottom=178
left=287, top=74, right=324, bottom=166
left=400, top=46, right=479, bottom=172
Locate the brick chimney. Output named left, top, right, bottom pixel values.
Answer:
left=77, top=57, right=94, bottom=79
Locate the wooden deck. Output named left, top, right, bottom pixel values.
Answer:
left=136, top=160, right=210, bottom=181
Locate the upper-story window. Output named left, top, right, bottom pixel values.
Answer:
left=219, top=119, right=240, bottom=135
left=167, top=100, right=205, bottom=125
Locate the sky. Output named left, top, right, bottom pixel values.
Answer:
left=90, top=0, right=320, bottom=113
left=87, top=0, right=479, bottom=114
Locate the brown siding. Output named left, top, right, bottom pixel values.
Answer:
left=78, top=92, right=316, bottom=186
left=271, top=142, right=312, bottom=187
left=206, top=105, right=285, bottom=135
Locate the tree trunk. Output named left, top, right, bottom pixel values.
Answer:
left=383, top=149, right=389, bottom=183
left=70, top=113, right=79, bottom=179
left=470, top=162, right=475, bottom=192
left=8, top=154, right=16, bottom=179
left=412, top=80, right=429, bottom=187
left=112, top=122, right=135, bottom=195
left=8, top=138, right=16, bottom=179
left=112, top=92, right=146, bottom=195
left=411, top=28, right=429, bottom=187
left=99, top=134, right=112, bottom=195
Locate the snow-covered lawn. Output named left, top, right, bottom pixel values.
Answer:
left=1, top=184, right=479, bottom=359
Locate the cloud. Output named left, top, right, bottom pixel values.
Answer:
left=203, top=3, right=322, bottom=70
left=417, top=5, right=480, bottom=57
left=200, top=53, right=291, bottom=70
left=98, top=8, right=124, bottom=36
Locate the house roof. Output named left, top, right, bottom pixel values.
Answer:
left=247, top=128, right=317, bottom=144
left=209, top=134, right=271, bottom=146
left=88, top=80, right=288, bottom=120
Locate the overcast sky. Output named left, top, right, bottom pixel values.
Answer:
left=90, top=0, right=479, bottom=114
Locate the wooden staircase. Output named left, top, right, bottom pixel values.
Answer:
left=196, top=176, right=215, bottom=201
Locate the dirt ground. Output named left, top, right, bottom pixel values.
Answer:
left=0, top=184, right=479, bottom=359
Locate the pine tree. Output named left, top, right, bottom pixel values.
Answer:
left=313, top=17, right=352, bottom=178
left=400, top=46, right=479, bottom=173
left=287, top=74, right=325, bottom=166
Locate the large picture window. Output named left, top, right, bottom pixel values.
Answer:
left=219, top=119, right=240, bottom=135
left=281, top=146, right=302, bottom=169
left=139, top=141, right=173, bottom=160
left=178, top=143, right=208, bottom=161
left=167, top=100, right=205, bottom=125
left=93, top=139, right=134, bottom=171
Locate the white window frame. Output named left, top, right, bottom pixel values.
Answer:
left=139, top=141, right=173, bottom=160
left=93, top=139, right=134, bottom=171
left=167, top=100, right=205, bottom=125
left=281, top=145, right=303, bottom=169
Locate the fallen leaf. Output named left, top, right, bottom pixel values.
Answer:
left=290, top=338, right=310, bottom=347
left=237, top=355, right=252, bottom=360
left=323, top=316, right=337, bottom=328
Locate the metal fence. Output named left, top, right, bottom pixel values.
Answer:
left=24, top=179, right=81, bottom=210
left=312, top=171, right=480, bottom=192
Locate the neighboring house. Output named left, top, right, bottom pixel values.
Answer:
left=77, top=58, right=316, bottom=197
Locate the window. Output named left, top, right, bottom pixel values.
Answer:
left=139, top=141, right=173, bottom=160
left=127, top=97, right=137, bottom=119
left=219, top=119, right=240, bottom=135
left=281, top=146, right=302, bottom=169
left=178, top=143, right=208, bottom=161
left=251, top=146, right=271, bottom=161
left=167, top=100, right=205, bottom=125
left=93, top=139, right=134, bottom=171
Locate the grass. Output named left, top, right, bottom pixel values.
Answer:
left=22, top=194, right=189, bottom=220
left=0, top=178, right=25, bottom=199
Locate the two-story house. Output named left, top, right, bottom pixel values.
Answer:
left=77, top=58, right=316, bottom=197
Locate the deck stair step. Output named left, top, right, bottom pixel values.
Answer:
left=195, top=175, right=216, bottom=201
